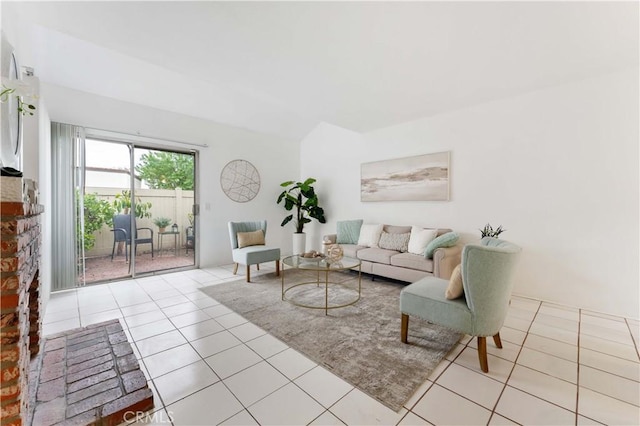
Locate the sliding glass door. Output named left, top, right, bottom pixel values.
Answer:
left=131, top=147, right=196, bottom=275
left=76, top=138, right=197, bottom=285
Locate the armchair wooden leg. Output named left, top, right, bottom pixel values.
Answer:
left=275, top=260, right=280, bottom=276
left=256, top=264, right=260, bottom=271
left=246, top=265, right=251, bottom=282
left=493, top=333, right=503, bottom=349
left=477, top=336, right=489, bottom=373
left=401, top=314, right=409, bottom=343
left=233, top=263, right=238, bottom=275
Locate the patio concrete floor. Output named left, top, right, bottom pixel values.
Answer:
left=81, top=249, right=195, bottom=284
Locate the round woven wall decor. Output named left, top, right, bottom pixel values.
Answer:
left=220, top=159, right=260, bottom=202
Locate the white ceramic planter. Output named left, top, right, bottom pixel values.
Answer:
left=292, top=232, right=306, bottom=255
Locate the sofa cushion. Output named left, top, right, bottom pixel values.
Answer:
left=340, top=244, right=365, bottom=259
left=383, top=224, right=412, bottom=234
left=336, top=220, right=363, bottom=244
left=237, top=229, right=265, bottom=248
left=408, top=226, right=438, bottom=255
left=390, top=252, right=434, bottom=272
left=378, top=232, right=410, bottom=252
left=425, top=232, right=460, bottom=258
left=445, top=264, right=464, bottom=299
left=358, top=248, right=397, bottom=265
left=357, top=223, right=384, bottom=247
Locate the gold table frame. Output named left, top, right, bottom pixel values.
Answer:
left=281, top=255, right=362, bottom=315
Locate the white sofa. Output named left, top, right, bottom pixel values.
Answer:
left=324, top=224, right=461, bottom=282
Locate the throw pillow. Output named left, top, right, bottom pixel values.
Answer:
left=445, top=264, right=464, bottom=300
left=378, top=232, right=410, bottom=252
left=336, top=219, right=363, bottom=244
left=237, top=229, right=265, bottom=248
left=407, top=226, right=438, bottom=255
left=357, top=224, right=384, bottom=247
left=424, top=232, right=460, bottom=259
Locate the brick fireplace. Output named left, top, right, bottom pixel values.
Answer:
left=1, top=201, right=44, bottom=426
left=1, top=199, right=154, bottom=426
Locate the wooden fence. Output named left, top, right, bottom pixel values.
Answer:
left=84, top=187, right=194, bottom=257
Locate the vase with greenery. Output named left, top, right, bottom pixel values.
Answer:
left=480, top=223, right=506, bottom=238
left=277, top=178, right=326, bottom=254
left=153, top=217, right=172, bottom=232
left=1, top=79, right=37, bottom=116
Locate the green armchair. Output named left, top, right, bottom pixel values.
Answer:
left=228, top=220, right=280, bottom=283
left=400, top=237, right=521, bottom=372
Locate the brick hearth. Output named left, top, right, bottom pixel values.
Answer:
left=28, top=319, right=154, bottom=426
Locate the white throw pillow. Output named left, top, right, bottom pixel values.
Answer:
left=407, top=226, right=438, bottom=255
left=357, top=224, right=384, bottom=247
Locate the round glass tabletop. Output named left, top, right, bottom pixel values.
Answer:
left=281, top=255, right=360, bottom=271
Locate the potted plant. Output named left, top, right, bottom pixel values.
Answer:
left=112, top=190, right=152, bottom=219
left=480, top=223, right=506, bottom=238
left=153, top=217, right=172, bottom=233
left=277, top=178, right=326, bottom=254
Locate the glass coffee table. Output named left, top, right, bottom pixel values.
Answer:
left=281, top=255, right=362, bottom=315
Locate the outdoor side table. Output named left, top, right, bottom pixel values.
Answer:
left=158, top=231, right=179, bottom=256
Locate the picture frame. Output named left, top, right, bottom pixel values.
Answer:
left=361, top=151, right=450, bottom=202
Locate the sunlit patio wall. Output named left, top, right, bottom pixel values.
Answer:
left=83, top=187, right=194, bottom=257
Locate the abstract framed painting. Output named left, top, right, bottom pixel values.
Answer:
left=361, top=151, right=450, bottom=202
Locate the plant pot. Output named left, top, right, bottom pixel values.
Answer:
left=292, top=232, right=306, bottom=255
left=159, top=227, right=166, bottom=233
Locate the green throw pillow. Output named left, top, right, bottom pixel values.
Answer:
left=336, top=220, right=363, bottom=244
left=424, top=232, right=459, bottom=258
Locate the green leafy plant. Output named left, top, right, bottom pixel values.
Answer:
left=135, top=151, right=194, bottom=190
left=152, top=217, right=172, bottom=228
left=276, top=178, right=326, bottom=233
left=112, top=190, right=152, bottom=219
left=480, top=223, right=506, bottom=238
left=1, top=83, right=37, bottom=116
left=77, top=192, right=116, bottom=251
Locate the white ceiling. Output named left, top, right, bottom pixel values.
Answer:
left=7, top=1, right=639, bottom=140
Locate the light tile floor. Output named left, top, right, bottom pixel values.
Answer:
left=43, top=265, right=640, bottom=425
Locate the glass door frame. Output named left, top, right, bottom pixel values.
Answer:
left=77, top=133, right=199, bottom=284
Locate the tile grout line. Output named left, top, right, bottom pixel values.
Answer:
left=140, top=276, right=246, bottom=422
left=45, top=273, right=640, bottom=425
left=575, top=308, right=582, bottom=426
left=123, top=275, right=218, bottom=421
left=143, top=278, right=293, bottom=425
left=401, top=334, right=471, bottom=415
left=486, top=299, right=542, bottom=425
left=624, top=317, right=640, bottom=361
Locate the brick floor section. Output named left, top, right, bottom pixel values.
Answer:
left=27, top=320, right=154, bottom=426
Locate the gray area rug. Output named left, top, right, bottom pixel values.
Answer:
left=200, top=269, right=461, bottom=412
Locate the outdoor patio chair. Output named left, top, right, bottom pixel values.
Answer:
left=400, top=237, right=521, bottom=373
left=186, top=225, right=195, bottom=254
left=110, top=214, right=154, bottom=262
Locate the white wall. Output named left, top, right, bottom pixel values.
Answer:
left=2, top=12, right=53, bottom=310
left=41, top=83, right=300, bottom=268
left=301, top=68, right=639, bottom=319
left=300, top=122, right=364, bottom=251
